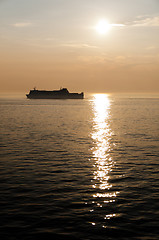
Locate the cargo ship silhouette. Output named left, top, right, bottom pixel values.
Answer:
left=26, top=88, right=84, bottom=99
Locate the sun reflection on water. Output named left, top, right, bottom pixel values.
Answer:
left=92, top=94, right=112, bottom=191
left=90, top=94, right=119, bottom=222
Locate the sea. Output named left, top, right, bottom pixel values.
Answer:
left=0, top=93, right=159, bottom=240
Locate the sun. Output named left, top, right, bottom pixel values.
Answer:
left=95, top=19, right=111, bottom=34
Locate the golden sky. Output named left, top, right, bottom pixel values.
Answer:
left=0, top=0, right=159, bottom=93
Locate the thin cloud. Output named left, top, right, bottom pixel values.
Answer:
left=12, top=22, right=32, bottom=27
left=61, top=42, right=99, bottom=49
left=146, top=45, right=159, bottom=52
left=111, top=23, right=125, bottom=27
left=131, top=16, right=159, bottom=27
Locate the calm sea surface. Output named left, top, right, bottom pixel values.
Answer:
left=0, top=93, right=159, bottom=240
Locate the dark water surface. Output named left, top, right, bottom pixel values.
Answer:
left=0, top=94, right=159, bottom=240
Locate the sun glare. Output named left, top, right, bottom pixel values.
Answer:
left=95, top=19, right=111, bottom=34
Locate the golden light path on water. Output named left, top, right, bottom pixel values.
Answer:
left=90, top=94, right=119, bottom=225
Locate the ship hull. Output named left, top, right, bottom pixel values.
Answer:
left=26, top=94, right=84, bottom=99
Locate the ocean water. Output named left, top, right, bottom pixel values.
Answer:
left=0, top=93, right=159, bottom=240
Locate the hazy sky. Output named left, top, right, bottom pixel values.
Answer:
left=0, top=0, right=159, bottom=93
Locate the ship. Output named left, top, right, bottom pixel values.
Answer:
left=26, top=88, right=84, bottom=99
